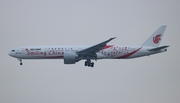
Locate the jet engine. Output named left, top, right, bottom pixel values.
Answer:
left=64, top=51, right=78, bottom=64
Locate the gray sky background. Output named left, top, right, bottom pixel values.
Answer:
left=0, top=0, right=180, bottom=103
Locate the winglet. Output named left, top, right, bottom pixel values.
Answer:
left=109, top=37, right=116, bottom=41
left=101, top=37, right=116, bottom=46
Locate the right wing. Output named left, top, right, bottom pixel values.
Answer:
left=77, top=37, right=116, bottom=58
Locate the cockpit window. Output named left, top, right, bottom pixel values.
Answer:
left=11, top=50, right=15, bottom=52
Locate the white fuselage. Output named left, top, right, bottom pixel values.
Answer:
left=8, top=26, right=168, bottom=67
left=8, top=45, right=166, bottom=60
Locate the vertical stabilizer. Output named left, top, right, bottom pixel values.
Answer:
left=142, top=25, right=167, bottom=47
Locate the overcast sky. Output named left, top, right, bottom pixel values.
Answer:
left=0, top=0, right=180, bottom=103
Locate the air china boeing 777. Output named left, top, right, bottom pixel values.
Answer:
left=9, top=25, right=169, bottom=67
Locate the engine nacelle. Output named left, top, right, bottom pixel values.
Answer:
left=64, top=51, right=78, bottom=64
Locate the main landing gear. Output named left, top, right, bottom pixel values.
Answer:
left=18, top=59, right=23, bottom=65
left=84, top=59, right=94, bottom=67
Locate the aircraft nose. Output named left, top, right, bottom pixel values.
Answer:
left=8, top=52, right=12, bottom=56
left=9, top=49, right=16, bottom=57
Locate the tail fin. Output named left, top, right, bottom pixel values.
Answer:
left=142, top=25, right=167, bottom=47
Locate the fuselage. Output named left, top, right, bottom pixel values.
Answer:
left=8, top=45, right=166, bottom=60
left=8, top=25, right=168, bottom=67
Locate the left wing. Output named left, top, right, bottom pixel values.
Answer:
left=77, top=37, right=116, bottom=58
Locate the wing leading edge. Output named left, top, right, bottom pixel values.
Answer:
left=77, top=37, right=116, bottom=57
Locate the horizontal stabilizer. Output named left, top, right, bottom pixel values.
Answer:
left=148, top=46, right=169, bottom=51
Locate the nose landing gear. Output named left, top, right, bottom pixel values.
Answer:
left=20, top=62, right=23, bottom=65
left=18, top=59, right=23, bottom=65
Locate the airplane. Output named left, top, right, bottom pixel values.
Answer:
left=9, top=25, right=169, bottom=67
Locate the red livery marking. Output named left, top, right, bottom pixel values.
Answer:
left=26, top=50, right=47, bottom=56
left=101, top=45, right=113, bottom=50
left=153, top=34, right=161, bottom=44
left=48, top=50, right=64, bottom=55
left=116, top=47, right=142, bottom=59
left=37, top=56, right=64, bottom=59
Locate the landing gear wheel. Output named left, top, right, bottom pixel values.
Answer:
left=91, top=62, right=94, bottom=67
left=85, top=61, right=88, bottom=66
left=20, top=63, right=23, bottom=65
left=84, top=60, right=95, bottom=68
left=18, top=59, right=23, bottom=66
left=88, top=62, right=91, bottom=67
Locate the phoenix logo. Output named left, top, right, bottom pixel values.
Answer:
left=153, top=34, right=161, bottom=44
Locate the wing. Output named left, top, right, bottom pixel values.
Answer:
left=77, top=37, right=116, bottom=58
